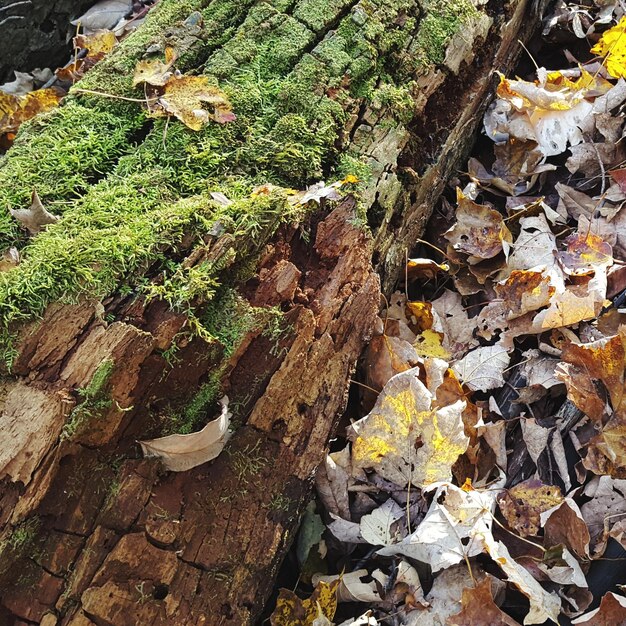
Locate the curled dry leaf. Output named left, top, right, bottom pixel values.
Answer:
left=139, top=396, right=231, bottom=471
left=498, top=479, right=564, bottom=537
left=71, top=0, right=132, bottom=32
left=312, top=570, right=383, bottom=604
left=9, top=190, right=59, bottom=234
left=452, top=344, right=510, bottom=391
left=349, top=368, right=468, bottom=487
left=484, top=535, right=562, bottom=625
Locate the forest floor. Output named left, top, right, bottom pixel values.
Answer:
left=266, top=3, right=626, bottom=626
left=3, top=1, right=626, bottom=625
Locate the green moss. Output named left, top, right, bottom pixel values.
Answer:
left=415, top=0, right=479, bottom=65
left=0, top=103, right=144, bottom=248
left=61, top=359, right=115, bottom=439
left=0, top=517, right=42, bottom=579
left=0, top=0, right=429, bottom=368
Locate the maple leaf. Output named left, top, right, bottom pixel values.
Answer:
left=495, top=269, right=555, bottom=319
left=156, top=75, right=236, bottom=129
left=349, top=367, right=468, bottom=487
left=139, top=396, right=231, bottom=471
left=591, top=17, right=626, bottom=79
left=132, top=46, right=177, bottom=87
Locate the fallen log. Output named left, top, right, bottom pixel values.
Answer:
left=0, top=0, right=545, bottom=623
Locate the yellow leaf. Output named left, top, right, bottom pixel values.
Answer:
left=270, top=580, right=339, bottom=626
left=153, top=75, right=236, bottom=130
left=350, top=367, right=468, bottom=487
left=414, top=329, right=450, bottom=360
left=133, top=46, right=178, bottom=87
left=0, top=88, right=64, bottom=135
left=75, top=29, right=117, bottom=61
left=591, top=17, right=626, bottom=79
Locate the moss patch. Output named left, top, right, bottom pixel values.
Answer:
left=0, top=0, right=472, bottom=372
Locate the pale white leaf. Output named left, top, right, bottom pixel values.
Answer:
left=139, top=396, right=231, bottom=471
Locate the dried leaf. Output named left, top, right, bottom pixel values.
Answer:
left=498, top=479, right=564, bottom=537
left=572, top=592, right=626, bottom=625
left=558, top=230, right=613, bottom=276
left=71, top=0, right=132, bottom=32
left=541, top=498, right=590, bottom=559
left=378, top=482, right=497, bottom=572
left=495, top=270, right=555, bottom=319
left=139, top=396, right=231, bottom=471
left=312, top=570, right=383, bottom=604
left=484, top=535, right=562, bottom=625
left=452, top=344, right=510, bottom=391
left=359, top=498, right=404, bottom=546
left=132, top=46, right=177, bottom=87
left=0, top=247, right=20, bottom=272
left=431, top=290, right=478, bottom=359
left=271, top=579, right=340, bottom=626
left=581, top=476, right=626, bottom=556
left=350, top=368, right=468, bottom=487
left=9, top=190, right=59, bottom=234
left=591, top=17, right=626, bottom=79
left=0, top=88, right=64, bottom=136
left=447, top=577, right=522, bottom=626
left=445, top=189, right=512, bottom=261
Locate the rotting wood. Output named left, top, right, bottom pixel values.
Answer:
left=0, top=0, right=546, bottom=623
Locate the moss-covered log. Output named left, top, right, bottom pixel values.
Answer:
left=0, top=0, right=544, bottom=623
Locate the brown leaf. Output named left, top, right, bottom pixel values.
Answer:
left=495, top=269, right=555, bottom=319
left=560, top=334, right=625, bottom=412
left=610, top=168, right=626, bottom=194
left=445, top=189, right=512, bottom=261
left=558, top=230, right=613, bottom=277
left=271, top=579, right=339, bottom=626
left=541, top=498, right=590, bottom=559
left=498, top=479, right=564, bottom=537
left=447, top=577, right=521, bottom=626
left=571, top=592, right=626, bottom=625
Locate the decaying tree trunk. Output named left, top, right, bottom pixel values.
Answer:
left=0, top=0, right=544, bottom=623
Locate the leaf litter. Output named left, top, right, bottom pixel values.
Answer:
left=272, top=3, right=626, bottom=624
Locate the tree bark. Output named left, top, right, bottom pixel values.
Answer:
left=0, top=0, right=544, bottom=624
